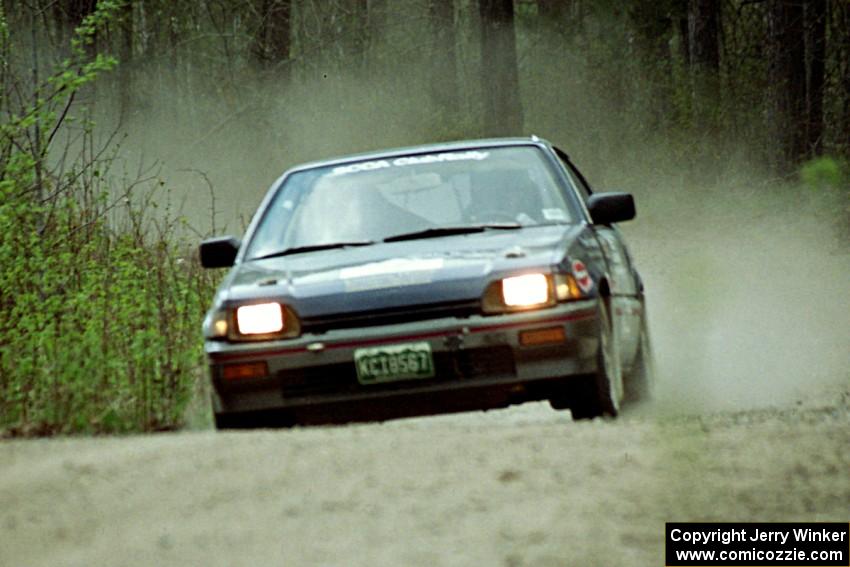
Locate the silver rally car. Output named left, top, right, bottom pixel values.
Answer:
left=200, top=137, right=653, bottom=428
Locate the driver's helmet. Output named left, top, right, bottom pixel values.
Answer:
left=467, top=169, right=543, bottom=224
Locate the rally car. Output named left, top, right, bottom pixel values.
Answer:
left=200, top=137, right=653, bottom=428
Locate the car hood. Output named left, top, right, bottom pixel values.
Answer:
left=221, top=224, right=584, bottom=318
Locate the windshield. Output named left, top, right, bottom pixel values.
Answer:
left=245, top=146, right=576, bottom=260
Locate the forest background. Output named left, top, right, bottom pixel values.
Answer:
left=1, top=0, right=848, bottom=435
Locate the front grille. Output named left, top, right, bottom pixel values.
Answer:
left=444, top=346, right=515, bottom=378
left=280, top=346, right=515, bottom=398
left=300, top=300, right=481, bottom=334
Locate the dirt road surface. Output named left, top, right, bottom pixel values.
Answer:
left=2, top=390, right=849, bottom=567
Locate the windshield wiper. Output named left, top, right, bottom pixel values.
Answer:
left=252, top=240, right=375, bottom=260
left=383, top=223, right=521, bottom=243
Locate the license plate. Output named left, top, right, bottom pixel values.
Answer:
left=354, top=342, right=435, bottom=385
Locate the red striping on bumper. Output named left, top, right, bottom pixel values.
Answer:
left=208, top=309, right=596, bottom=363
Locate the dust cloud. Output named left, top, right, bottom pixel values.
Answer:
left=94, top=34, right=848, bottom=417
left=101, top=62, right=460, bottom=235
left=626, top=184, right=849, bottom=413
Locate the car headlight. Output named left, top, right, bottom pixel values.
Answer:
left=204, top=302, right=301, bottom=341
left=237, top=302, right=284, bottom=334
left=482, top=272, right=586, bottom=314
left=203, top=308, right=230, bottom=339
left=482, top=273, right=556, bottom=314
left=502, top=273, right=550, bottom=307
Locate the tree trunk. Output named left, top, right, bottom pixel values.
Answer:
left=768, top=0, right=807, bottom=172
left=428, top=0, right=459, bottom=114
left=348, top=0, right=369, bottom=64
left=688, top=0, right=720, bottom=71
left=537, top=0, right=581, bottom=37
left=118, top=1, right=133, bottom=125
left=65, top=0, right=97, bottom=26
left=479, top=0, right=523, bottom=136
left=629, top=1, right=675, bottom=131
left=806, top=0, right=826, bottom=157
left=688, top=0, right=720, bottom=131
left=368, top=0, right=388, bottom=56
left=58, top=0, right=97, bottom=55
left=537, top=0, right=569, bottom=23
left=252, top=0, right=292, bottom=69
left=678, top=14, right=690, bottom=66
left=839, top=0, right=850, bottom=152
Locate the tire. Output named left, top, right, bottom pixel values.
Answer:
left=623, top=312, right=655, bottom=405
left=570, top=298, right=623, bottom=420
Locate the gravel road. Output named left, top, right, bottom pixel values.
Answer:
left=2, top=388, right=849, bottom=567
left=2, top=190, right=848, bottom=567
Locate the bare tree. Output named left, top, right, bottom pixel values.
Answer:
left=688, top=0, right=720, bottom=130
left=537, top=0, right=568, bottom=23
left=629, top=0, right=676, bottom=131
left=297, top=0, right=368, bottom=70
left=428, top=0, right=459, bottom=113
left=348, top=0, right=369, bottom=65
left=838, top=0, right=850, bottom=151
left=768, top=0, right=806, bottom=171
left=64, top=0, right=97, bottom=26
left=688, top=0, right=720, bottom=71
left=479, top=0, right=523, bottom=136
left=118, top=1, right=134, bottom=124
left=537, top=0, right=585, bottom=36
left=677, top=4, right=690, bottom=66
left=253, top=0, right=292, bottom=70
left=47, top=0, right=97, bottom=54
left=806, top=0, right=826, bottom=157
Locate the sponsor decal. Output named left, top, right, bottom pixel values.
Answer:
left=340, top=258, right=445, bottom=292
left=542, top=208, right=569, bottom=221
left=571, top=259, right=593, bottom=293
left=330, top=151, right=490, bottom=176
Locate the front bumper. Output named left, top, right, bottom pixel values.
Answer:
left=206, top=299, right=601, bottom=422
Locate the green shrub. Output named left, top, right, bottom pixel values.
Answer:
left=0, top=1, right=217, bottom=435
left=0, top=161, right=218, bottom=435
left=800, top=156, right=847, bottom=193
left=799, top=156, right=850, bottom=242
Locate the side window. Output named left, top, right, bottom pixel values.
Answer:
left=553, top=147, right=592, bottom=202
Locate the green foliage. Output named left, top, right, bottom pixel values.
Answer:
left=800, top=156, right=847, bottom=193
left=0, top=179, right=215, bottom=435
left=799, top=156, right=850, bottom=241
left=0, top=0, right=216, bottom=436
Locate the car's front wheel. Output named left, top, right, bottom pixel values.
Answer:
left=568, top=298, right=623, bottom=420
left=623, top=311, right=654, bottom=405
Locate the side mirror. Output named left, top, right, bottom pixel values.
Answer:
left=199, top=236, right=241, bottom=268
left=587, top=192, right=636, bottom=225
